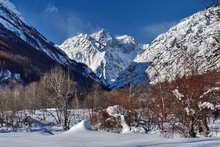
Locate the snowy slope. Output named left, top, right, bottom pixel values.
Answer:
left=0, top=0, right=100, bottom=86
left=59, top=29, right=146, bottom=86
left=1, top=125, right=220, bottom=147
left=0, top=0, right=70, bottom=65
left=109, top=62, right=150, bottom=88
left=136, top=4, right=220, bottom=83
left=0, top=0, right=23, bottom=20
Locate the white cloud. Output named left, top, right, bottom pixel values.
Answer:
left=41, top=11, right=98, bottom=43
left=65, top=15, right=97, bottom=38
left=42, top=4, right=98, bottom=43
left=45, top=3, right=59, bottom=14
left=143, top=21, right=176, bottom=36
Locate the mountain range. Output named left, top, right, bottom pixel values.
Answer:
left=59, top=30, right=150, bottom=88
left=0, top=0, right=220, bottom=89
left=60, top=3, right=220, bottom=86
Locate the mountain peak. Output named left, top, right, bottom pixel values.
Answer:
left=59, top=29, right=144, bottom=87
left=91, top=29, right=114, bottom=45
left=92, top=29, right=110, bottom=36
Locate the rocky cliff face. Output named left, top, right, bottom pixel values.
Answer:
left=135, top=4, right=220, bottom=83
left=59, top=29, right=147, bottom=87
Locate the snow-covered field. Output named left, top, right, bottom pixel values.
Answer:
left=0, top=108, right=220, bottom=147
left=0, top=121, right=220, bottom=147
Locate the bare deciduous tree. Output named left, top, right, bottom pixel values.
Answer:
left=42, top=67, right=78, bottom=130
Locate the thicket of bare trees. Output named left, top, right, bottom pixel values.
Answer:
left=0, top=61, right=219, bottom=137
left=0, top=67, right=80, bottom=130
left=82, top=44, right=220, bottom=137
left=146, top=71, right=220, bottom=137
left=86, top=69, right=220, bottom=137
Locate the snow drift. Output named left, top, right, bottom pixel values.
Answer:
left=65, top=120, right=94, bottom=134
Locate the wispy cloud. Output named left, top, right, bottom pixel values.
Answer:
left=42, top=4, right=98, bottom=43
left=138, top=21, right=177, bottom=43
left=143, top=21, right=176, bottom=36
left=65, top=15, right=98, bottom=38
left=45, top=3, right=59, bottom=14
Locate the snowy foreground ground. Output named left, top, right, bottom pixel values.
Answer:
left=1, top=121, right=220, bottom=147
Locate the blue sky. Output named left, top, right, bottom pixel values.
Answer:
left=11, top=0, right=210, bottom=44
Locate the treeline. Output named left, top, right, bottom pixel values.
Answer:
left=88, top=70, right=220, bottom=137
left=0, top=66, right=220, bottom=137
left=0, top=67, right=88, bottom=130
left=145, top=71, right=220, bottom=137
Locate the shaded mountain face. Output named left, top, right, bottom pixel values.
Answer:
left=59, top=29, right=150, bottom=88
left=0, top=0, right=99, bottom=88
left=135, top=4, right=220, bottom=84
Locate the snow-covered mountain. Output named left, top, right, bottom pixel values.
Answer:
left=0, top=0, right=99, bottom=87
left=60, top=4, right=220, bottom=87
left=135, top=4, right=220, bottom=83
left=59, top=29, right=148, bottom=86
left=1, top=0, right=220, bottom=88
